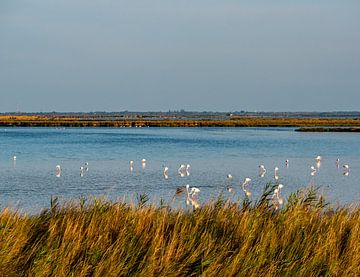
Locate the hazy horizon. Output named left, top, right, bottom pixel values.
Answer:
left=1, top=1, right=360, bottom=112
left=0, top=109, right=360, bottom=114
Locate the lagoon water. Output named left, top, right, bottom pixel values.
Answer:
left=0, top=127, right=359, bottom=213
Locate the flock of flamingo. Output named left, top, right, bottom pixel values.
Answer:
left=23, top=154, right=350, bottom=210
left=163, top=155, right=349, bottom=210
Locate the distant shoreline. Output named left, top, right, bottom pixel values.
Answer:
left=1, top=115, right=360, bottom=128
left=295, top=127, right=360, bottom=132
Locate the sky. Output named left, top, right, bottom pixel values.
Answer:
left=1, top=0, right=360, bottom=112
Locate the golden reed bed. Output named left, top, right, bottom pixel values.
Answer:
left=0, top=186, right=359, bottom=276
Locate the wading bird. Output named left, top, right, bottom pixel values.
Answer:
left=172, top=186, right=186, bottom=201
left=163, top=166, right=169, bottom=179
left=343, top=164, right=350, bottom=176
left=274, top=167, right=279, bottom=181
left=185, top=164, right=191, bottom=176
left=272, top=186, right=283, bottom=210
left=315, top=156, right=322, bottom=169
left=259, top=165, right=266, bottom=177
left=336, top=158, right=340, bottom=168
left=310, top=166, right=317, bottom=176
left=178, top=164, right=186, bottom=177
left=242, top=178, right=252, bottom=197
left=227, top=174, right=233, bottom=192
left=55, top=165, right=61, bottom=178
left=185, top=184, right=200, bottom=209
left=277, top=184, right=284, bottom=205
left=141, top=159, right=146, bottom=169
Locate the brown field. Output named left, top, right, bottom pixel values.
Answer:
left=1, top=115, right=360, bottom=128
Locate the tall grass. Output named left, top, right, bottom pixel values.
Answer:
left=0, top=186, right=359, bottom=276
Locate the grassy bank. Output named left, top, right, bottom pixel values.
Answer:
left=1, top=115, right=360, bottom=127
left=0, top=187, right=359, bottom=276
left=296, top=127, right=360, bottom=132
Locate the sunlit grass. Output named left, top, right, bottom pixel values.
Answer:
left=0, top=186, right=359, bottom=276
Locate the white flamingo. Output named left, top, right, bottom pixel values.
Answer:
left=277, top=184, right=284, bottom=205
left=242, top=178, right=252, bottom=197
left=315, top=156, right=322, bottom=169
left=141, top=159, right=146, bottom=169
left=226, top=174, right=233, bottom=192
left=163, top=166, right=169, bottom=179
left=178, top=164, right=186, bottom=177
left=185, top=184, right=200, bottom=209
left=274, top=167, right=279, bottom=181
left=55, top=165, right=61, bottom=178
left=310, top=166, right=317, bottom=176
left=272, top=188, right=283, bottom=209
left=259, top=165, right=266, bottom=177
left=335, top=158, right=340, bottom=168
left=185, top=164, right=191, bottom=176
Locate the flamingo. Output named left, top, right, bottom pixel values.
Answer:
left=163, top=166, right=169, bottom=179
left=274, top=167, right=279, bottom=181
left=227, top=174, right=233, bottom=192
left=141, top=159, right=146, bottom=169
left=185, top=164, right=191, bottom=176
left=335, top=158, right=340, bottom=168
left=315, top=156, right=322, bottom=169
left=310, top=166, right=317, bottom=176
left=259, top=165, right=266, bottom=177
left=277, top=184, right=284, bottom=205
left=178, top=164, right=186, bottom=177
left=242, top=178, right=252, bottom=197
left=55, top=165, right=61, bottom=178
left=172, top=186, right=186, bottom=202
left=272, top=188, right=283, bottom=209
left=186, top=184, right=200, bottom=209
left=190, top=187, right=200, bottom=197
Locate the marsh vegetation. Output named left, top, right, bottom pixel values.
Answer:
left=0, top=185, right=359, bottom=276
left=1, top=115, right=360, bottom=128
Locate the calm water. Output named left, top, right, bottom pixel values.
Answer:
left=0, top=127, right=359, bottom=213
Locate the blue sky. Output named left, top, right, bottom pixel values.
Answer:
left=1, top=0, right=359, bottom=112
